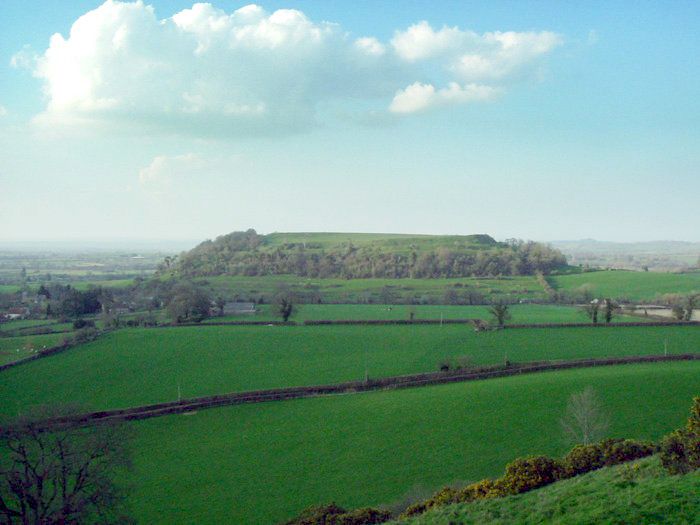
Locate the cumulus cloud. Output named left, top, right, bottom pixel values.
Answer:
left=389, top=82, right=500, bottom=114
left=26, top=1, right=562, bottom=133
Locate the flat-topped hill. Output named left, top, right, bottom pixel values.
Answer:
left=170, top=229, right=568, bottom=278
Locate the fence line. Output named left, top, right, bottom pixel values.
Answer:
left=40, top=353, right=700, bottom=428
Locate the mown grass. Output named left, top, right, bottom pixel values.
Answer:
left=551, top=270, right=700, bottom=302
left=126, top=362, right=700, bottom=524
left=205, top=303, right=645, bottom=324
left=1, top=324, right=698, bottom=416
left=397, top=455, right=699, bottom=524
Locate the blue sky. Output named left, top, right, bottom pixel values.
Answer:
left=1, top=1, right=699, bottom=243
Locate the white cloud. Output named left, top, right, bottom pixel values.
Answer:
left=391, top=21, right=467, bottom=61
left=138, top=152, right=245, bottom=194
left=0, top=106, right=7, bottom=117
left=389, top=82, right=500, bottom=114
left=27, top=2, right=562, bottom=133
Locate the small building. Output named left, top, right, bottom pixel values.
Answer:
left=223, top=302, right=257, bottom=315
left=2, top=307, right=31, bottom=320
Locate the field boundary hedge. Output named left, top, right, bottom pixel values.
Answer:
left=167, top=319, right=699, bottom=328
left=43, top=353, right=700, bottom=427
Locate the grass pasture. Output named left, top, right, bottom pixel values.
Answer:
left=0, top=332, right=67, bottom=366
left=199, top=274, right=548, bottom=304
left=127, top=361, right=700, bottom=524
left=1, top=324, right=698, bottom=416
left=551, top=270, right=700, bottom=302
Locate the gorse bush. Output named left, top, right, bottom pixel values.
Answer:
left=286, top=399, right=699, bottom=524
left=659, top=396, right=700, bottom=475
left=400, top=436, right=656, bottom=520
left=502, top=455, right=565, bottom=494
left=283, top=503, right=390, bottom=525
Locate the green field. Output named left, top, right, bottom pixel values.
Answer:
left=1, top=324, right=698, bottom=415
left=197, top=274, right=547, bottom=303
left=206, top=303, right=645, bottom=324
left=398, top=455, right=700, bottom=524
left=126, top=361, right=700, bottom=524
left=551, top=270, right=700, bottom=302
left=0, top=332, right=67, bottom=365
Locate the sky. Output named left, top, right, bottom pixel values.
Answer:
left=1, top=0, right=699, bottom=244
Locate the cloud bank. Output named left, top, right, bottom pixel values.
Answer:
left=23, top=1, right=561, bottom=135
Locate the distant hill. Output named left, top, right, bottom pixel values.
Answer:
left=551, top=239, right=700, bottom=271
left=167, top=230, right=568, bottom=279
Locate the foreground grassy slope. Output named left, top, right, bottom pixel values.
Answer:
left=397, top=455, right=699, bottom=524
left=2, top=325, right=698, bottom=415
left=551, top=269, right=700, bottom=302
left=127, top=362, right=700, bottom=524
left=205, top=303, right=645, bottom=323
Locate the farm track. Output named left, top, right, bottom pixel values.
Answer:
left=47, top=353, right=700, bottom=427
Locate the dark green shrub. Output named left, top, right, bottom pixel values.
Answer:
left=333, top=507, right=390, bottom=524
left=502, top=455, right=564, bottom=494
left=659, top=430, right=696, bottom=475
left=284, top=503, right=345, bottom=525
left=659, top=397, right=700, bottom=475
left=459, top=478, right=509, bottom=500
left=284, top=504, right=390, bottom=525
left=599, top=438, right=655, bottom=466
left=72, top=318, right=95, bottom=329
left=563, top=443, right=605, bottom=477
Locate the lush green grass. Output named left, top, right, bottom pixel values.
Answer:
left=126, top=362, right=700, bottom=524
left=1, top=324, right=698, bottom=415
left=205, top=303, right=645, bottom=324
left=0, top=333, right=66, bottom=365
left=198, top=274, right=547, bottom=303
left=398, top=455, right=700, bottom=524
left=551, top=270, right=700, bottom=302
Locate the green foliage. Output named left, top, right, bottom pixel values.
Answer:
left=563, top=443, right=605, bottom=476
left=502, top=455, right=564, bottom=494
left=172, top=230, right=568, bottom=279
left=165, top=283, right=211, bottom=323
left=487, top=301, right=511, bottom=328
left=284, top=504, right=390, bottom=525
left=659, top=397, right=700, bottom=474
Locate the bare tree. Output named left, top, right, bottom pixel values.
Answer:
left=560, top=387, right=610, bottom=445
left=0, top=406, right=132, bottom=524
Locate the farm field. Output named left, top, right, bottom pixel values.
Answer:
left=126, top=361, right=700, bottom=524
left=0, top=332, right=66, bottom=365
left=398, top=455, right=700, bottom=524
left=197, top=274, right=548, bottom=303
left=550, top=270, right=700, bottom=302
left=205, top=303, right=646, bottom=324
left=1, top=324, right=698, bottom=416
